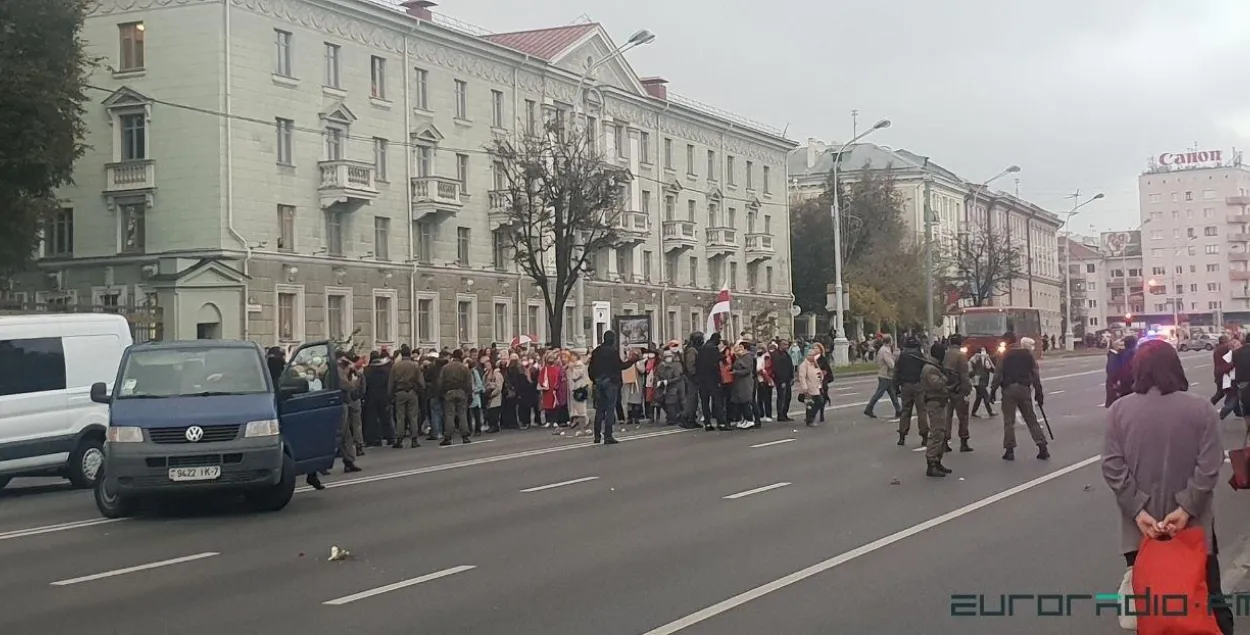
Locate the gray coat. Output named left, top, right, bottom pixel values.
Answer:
left=1102, top=389, right=1223, bottom=555
left=730, top=353, right=755, bottom=404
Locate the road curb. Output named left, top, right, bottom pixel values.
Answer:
left=1220, top=527, right=1250, bottom=593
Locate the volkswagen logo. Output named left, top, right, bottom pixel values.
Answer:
left=185, top=426, right=205, bottom=443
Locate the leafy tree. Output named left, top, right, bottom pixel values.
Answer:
left=0, top=0, right=92, bottom=277
left=488, top=119, right=630, bottom=345
left=945, top=222, right=1024, bottom=307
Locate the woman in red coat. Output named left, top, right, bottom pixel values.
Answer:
left=539, top=352, right=568, bottom=428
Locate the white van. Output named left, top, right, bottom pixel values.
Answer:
left=0, top=314, right=133, bottom=490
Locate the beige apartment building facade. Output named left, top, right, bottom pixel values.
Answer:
left=11, top=0, right=795, bottom=348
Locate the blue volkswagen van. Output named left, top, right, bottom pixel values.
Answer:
left=89, top=339, right=342, bottom=517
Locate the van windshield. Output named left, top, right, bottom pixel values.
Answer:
left=117, top=347, right=270, bottom=398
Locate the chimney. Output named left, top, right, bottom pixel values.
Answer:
left=640, top=77, right=668, bottom=100
left=400, top=0, right=436, bottom=20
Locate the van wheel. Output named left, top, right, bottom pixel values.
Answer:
left=244, top=453, right=296, bottom=512
left=94, top=472, right=137, bottom=518
left=67, top=435, right=105, bottom=489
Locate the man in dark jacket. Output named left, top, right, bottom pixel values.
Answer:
left=892, top=336, right=929, bottom=447
left=436, top=349, right=474, bottom=446
left=363, top=351, right=393, bottom=447
left=388, top=345, right=424, bottom=448
left=423, top=353, right=447, bottom=441
left=990, top=332, right=1049, bottom=461
left=681, top=332, right=704, bottom=428
left=588, top=330, right=634, bottom=444
left=696, top=332, right=727, bottom=431
left=772, top=339, right=795, bottom=422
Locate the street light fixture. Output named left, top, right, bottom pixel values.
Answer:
left=948, top=165, right=1024, bottom=334
left=829, top=118, right=891, bottom=366
left=1062, top=191, right=1105, bottom=349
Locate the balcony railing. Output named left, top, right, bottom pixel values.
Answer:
left=745, top=233, right=775, bottom=261
left=411, top=176, right=464, bottom=220
left=662, top=220, right=697, bottom=252
left=706, top=227, right=739, bottom=256
left=105, top=159, right=156, bottom=193
left=1227, top=214, right=1247, bottom=224
left=1231, top=270, right=1250, bottom=281
left=1229, top=233, right=1250, bottom=242
left=1231, top=253, right=1250, bottom=262
left=614, top=210, right=650, bottom=244
left=488, top=190, right=512, bottom=229
left=1228, top=195, right=1250, bottom=206
left=318, top=160, right=378, bottom=207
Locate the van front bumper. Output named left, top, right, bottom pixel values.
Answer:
left=103, top=437, right=284, bottom=495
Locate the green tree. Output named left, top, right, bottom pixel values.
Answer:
left=0, top=0, right=92, bottom=277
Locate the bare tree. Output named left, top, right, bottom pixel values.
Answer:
left=947, top=223, right=1024, bottom=307
left=488, top=119, right=631, bottom=345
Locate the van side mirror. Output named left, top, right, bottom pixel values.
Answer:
left=90, top=382, right=111, bottom=404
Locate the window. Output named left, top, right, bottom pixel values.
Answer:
left=1210, top=301, right=1223, bottom=310
left=1205, top=226, right=1218, bottom=236
left=120, top=113, right=146, bottom=160
left=727, top=156, right=736, bottom=185
left=764, top=215, right=772, bottom=233
left=665, top=252, right=678, bottom=283
left=1151, top=248, right=1164, bottom=257
left=1188, top=227, right=1197, bottom=238
left=564, top=306, right=575, bottom=345
left=1185, top=191, right=1193, bottom=201
left=274, top=30, right=293, bottom=77
left=457, top=298, right=475, bottom=344
left=525, top=99, right=536, bottom=134
left=454, top=80, right=467, bottom=119
left=1205, top=208, right=1216, bottom=218
left=1149, top=194, right=1161, bottom=203
left=527, top=304, right=542, bottom=341
left=707, top=150, right=716, bottom=179
left=325, top=127, right=344, bottom=160
left=766, top=266, right=774, bottom=293
left=1089, top=317, right=1099, bottom=326
left=0, top=337, right=66, bottom=397
left=1087, top=282, right=1096, bottom=290
left=640, top=132, right=651, bottom=163
left=491, top=90, right=504, bottom=127
left=1206, top=244, right=1219, bottom=254
left=614, top=124, right=627, bottom=158
left=325, top=211, right=344, bottom=256
left=457, top=153, right=469, bottom=187
left=416, top=146, right=432, bottom=177
left=492, top=230, right=508, bottom=270
left=416, top=221, right=434, bottom=263
left=641, top=190, right=651, bottom=219
left=118, top=23, right=145, bottom=71
left=457, top=227, right=471, bottom=266
left=325, top=292, right=349, bottom=341
left=276, top=118, right=294, bottom=165
left=664, top=138, right=673, bottom=169
left=667, top=310, right=679, bottom=340
left=729, top=261, right=738, bottom=289
left=373, top=216, right=390, bottom=260
left=417, top=297, right=435, bottom=343
left=369, top=56, right=386, bottom=98
left=120, top=203, right=145, bottom=253
left=1152, top=266, right=1165, bottom=275
left=374, top=292, right=395, bottom=343
left=746, top=161, right=754, bottom=189
left=586, top=117, right=598, bottom=152
left=414, top=68, right=429, bottom=109
left=1208, top=264, right=1220, bottom=272
left=324, top=43, right=341, bottom=88
left=687, top=199, right=696, bottom=222
left=1088, top=299, right=1097, bottom=308
left=1209, top=283, right=1221, bottom=292
left=664, top=195, right=675, bottom=221
left=373, top=138, right=388, bottom=181
left=747, top=263, right=758, bottom=289
left=691, top=309, right=703, bottom=334
left=689, top=256, right=698, bottom=286
left=1151, top=230, right=1163, bottom=240
left=277, top=205, right=294, bottom=252
left=1204, top=190, right=1216, bottom=200
left=493, top=301, right=510, bottom=343
left=1086, top=263, right=1095, bottom=273
left=276, top=287, right=302, bottom=342
left=44, top=208, right=73, bottom=257
left=643, top=250, right=653, bottom=281
left=763, top=166, right=771, bottom=193
left=686, top=144, right=695, bottom=174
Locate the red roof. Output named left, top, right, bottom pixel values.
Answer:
left=482, top=23, right=598, bottom=61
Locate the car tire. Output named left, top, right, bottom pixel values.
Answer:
left=0, top=476, right=11, bottom=491
left=67, top=434, right=105, bottom=489
left=94, top=471, right=137, bottom=519
left=244, top=453, right=296, bottom=513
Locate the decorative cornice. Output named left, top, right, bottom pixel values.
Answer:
left=89, top=0, right=212, bottom=16
left=411, top=38, right=512, bottom=84
left=232, top=0, right=404, bottom=53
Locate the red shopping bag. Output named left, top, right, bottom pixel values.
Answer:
left=1228, top=433, right=1250, bottom=490
left=1132, top=528, right=1221, bottom=635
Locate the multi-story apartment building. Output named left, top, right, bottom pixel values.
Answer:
left=1060, top=231, right=1144, bottom=336
left=15, top=0, right=795, bottom=348
left=1138, top=148, right=1250, bottom=327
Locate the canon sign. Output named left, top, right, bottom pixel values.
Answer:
left=1159, top=150, right=1223, bottom=166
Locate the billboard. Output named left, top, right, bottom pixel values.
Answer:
left=1101, top=231, right=1141, bottom=258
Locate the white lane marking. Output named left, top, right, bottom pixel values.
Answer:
left=0, top=518, right=124, bottom=542
left=723, top=482, right=791, bottom=500
left=1048, top=391, right=1065, bottom=395
left=750, top=438, right=796, bottom=449
left=641, top=454, right=1102, bottom=635
left=323, top=565, right=476, bottom=606
left=520, top=476, right=599, bottom=493
left=440, top=439, right=497, bottom=448
left=50, top=552, right=219, bottom=586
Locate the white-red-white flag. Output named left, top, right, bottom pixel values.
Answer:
left=706, top=285, right=731, bottom=334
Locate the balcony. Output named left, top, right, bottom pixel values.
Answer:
left=745, top=233, right=775, bottom=262
left=104, top=160, right=156, bottom=204
left=613, top=210, right=650, bottom=245
left=318, top=160, right=378, bottom=208
left=1231, top=253, right=1250, bottom=262
left=1229, top=233, right=1250, bottom=242
left=1231, top=270, right=1250, bottom=282
left=488, top=191, right=513, bottom=229
left=1109, top=276, right=1143, bottom=287
left=1228, top=196, right=1250, bottom=206
left=411, top=176, right=464, bottom=220
left=1228, top=214, right=1248, bottom=224
left=662, top=220, right=697, bottom=252
left=705, top=227, right=740, bottom=256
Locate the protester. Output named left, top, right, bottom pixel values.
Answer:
left=990, top=333, right=1049, bottom=461
left=864, top=334, right=900, bottom=419
left=588, top=331, right=635, bottom=444
left=796, top=347, right=824, bottom=426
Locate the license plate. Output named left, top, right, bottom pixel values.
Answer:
left=168, top=466, right=221, bottom=481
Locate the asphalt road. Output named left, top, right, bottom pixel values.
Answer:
left=3, top=351, right=1250, bottom=635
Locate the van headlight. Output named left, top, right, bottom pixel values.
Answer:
left=244, top=419, right=281, bottom=437
left=960, top=346, right=968, bottom=355
left=997, top=342, right=1007, bottom=353
left=107, top=426, right=144, bottom=443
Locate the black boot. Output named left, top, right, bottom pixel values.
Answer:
left=943, top=442, right=953, bottom=453
left=1037, top=445, right=1050, bottom=460
left=926, top=461, right=947, bottom=478
left=391, top=440, right=404, bottom=449
left=937, top=461, right=952, bottom=474
left=344, top=462, right=362, bottom=474
left=1002, top=448, right=1015, bottom=461
left=305, top=473, right=325, bottom=490
left=410, top=438, right=421, bottom=448
left=960, top=439, right=973, bottom=452
left=462, top=436, right=472, bottom=444
left=439, top=438, right=451, bottom=447
left=897, top=432, right=906, bottom=446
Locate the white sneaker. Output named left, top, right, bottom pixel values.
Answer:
left=764, top=417, right=774, bottom=423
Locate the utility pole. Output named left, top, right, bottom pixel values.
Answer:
left=924, top=177, right=935, bottom=334
left=851, top=110, right=858, bottom=138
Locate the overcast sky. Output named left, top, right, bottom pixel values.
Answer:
left=435, top=0, right=1250, bottom=234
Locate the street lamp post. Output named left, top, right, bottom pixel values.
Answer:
left=830, top=118, right=890, bottom=366
left=571, top=29, right=655, bottom=349
left=1062, top=192, right=1104, bottom=349
left=955, top=165, right=1021, bottom=333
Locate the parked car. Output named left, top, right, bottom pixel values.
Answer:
left=1178, top=335, right=1216, bottom=352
